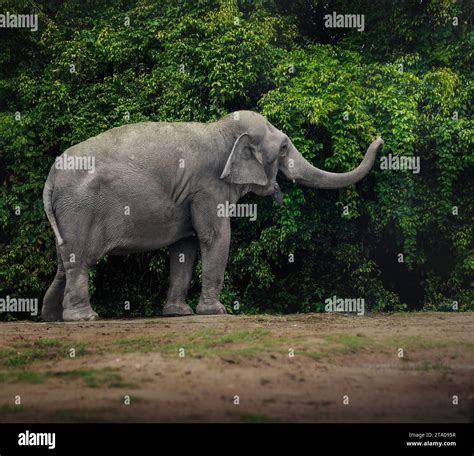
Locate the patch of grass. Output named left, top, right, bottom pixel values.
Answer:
left=0, top=339, right=87, bottom=368
left=112, top=328, right=285, bottom=359
left=219, top=329, right=272, bottom=344
left=226, top=410, right=277, bottom=423
left=2, top=352, right=30, bottom=367
left=189, top=328, right=270, bottom=347
left=116, top=328, right=461, bottom=362
left=0, top=366, right=139, bottom=388
left=324, top=334, right=371, bottom=353
left=315, top=333, right=473, bottom=360
left=113, top=336, right=156, bottom=353
left=300, top=351, right=323, bottom=360
left=53, top=367, right=136, bottom=388
left=15, top=370, right=50, bottom=383
left=34, top=338, right=62, bottom=348
left=0, top=369, right=50, bottom=384
left=160, top=328, right=283, bottom=358
left=385, top=336, right=452, bottom=350
left=0, top=404, right=24, bottom=413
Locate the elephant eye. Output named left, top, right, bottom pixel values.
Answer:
left=280, top=143, right=288, bottom=155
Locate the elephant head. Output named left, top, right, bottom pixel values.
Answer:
left=219, top=111, right=384, bottom=200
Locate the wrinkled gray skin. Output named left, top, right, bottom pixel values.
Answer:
left=42, top=111, right=384, bottom=321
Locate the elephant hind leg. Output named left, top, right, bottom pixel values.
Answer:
left=41, top=245, right=66, bottom=321
left=163, top=237, right=198, bottom=317
left=58, top=244, right=98, bottom=321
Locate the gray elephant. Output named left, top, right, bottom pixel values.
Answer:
left=42, top=111, right=383, bottom=321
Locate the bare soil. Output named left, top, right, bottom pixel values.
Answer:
left=0, top=312, right=473, bottom=423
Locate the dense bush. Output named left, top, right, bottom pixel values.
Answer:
left=1, top=0, right=472, bottom=317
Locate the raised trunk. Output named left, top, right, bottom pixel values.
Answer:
left=281, top=137, right=384, bottom=189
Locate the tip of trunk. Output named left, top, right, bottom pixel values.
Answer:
left=287, top=137, right=384, bottom=190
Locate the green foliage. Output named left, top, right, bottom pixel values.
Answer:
left=1, top=0, right=472, bottom=316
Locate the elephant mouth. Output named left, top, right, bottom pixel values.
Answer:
left=272, top=183, right=284, bottom=204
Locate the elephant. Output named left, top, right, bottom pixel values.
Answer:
left=42, top=110, right=384, bottom=321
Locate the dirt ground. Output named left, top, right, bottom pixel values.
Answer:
left=0, top=312, right=473, bottom=423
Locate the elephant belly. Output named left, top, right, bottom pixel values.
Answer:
left=107, top=203, right=195, bottom=254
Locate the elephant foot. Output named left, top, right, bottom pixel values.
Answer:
left=41, top=307, right=63, bottom=322
left=63, top=307, right=99, bottom=322
left=196, top=301, right=227, bottom=315
left=162, top=302, right=194, bottom=317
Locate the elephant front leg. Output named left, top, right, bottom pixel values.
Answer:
left=163, top=237, right=198, bottom=317
left=196, top=220, right=230, bottom=315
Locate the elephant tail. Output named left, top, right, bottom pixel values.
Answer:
left=43, top=175, right=64, bottom=246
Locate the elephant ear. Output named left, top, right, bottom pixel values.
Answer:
left=220, top=133, right=268, bottom=186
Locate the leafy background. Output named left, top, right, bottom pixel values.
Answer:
left=0, top=0, right=472, bottom=318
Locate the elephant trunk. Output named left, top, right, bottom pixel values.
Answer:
left=281, top=137, right=384, bottom=189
